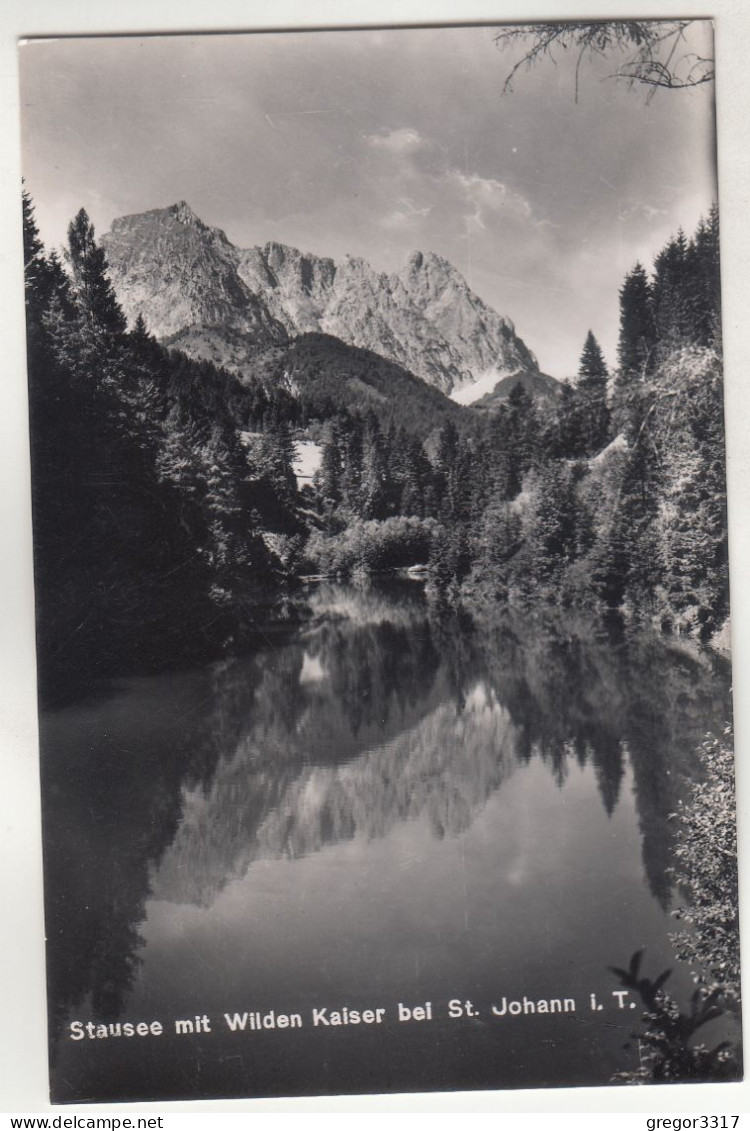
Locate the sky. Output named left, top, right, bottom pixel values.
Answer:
left=18, top=23, right=717, bottom=378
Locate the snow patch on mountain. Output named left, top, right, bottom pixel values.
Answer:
left=450, top=367, right=521, bottom=405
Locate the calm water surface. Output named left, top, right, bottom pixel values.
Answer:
left=41, top=581, right=735, bottom=1101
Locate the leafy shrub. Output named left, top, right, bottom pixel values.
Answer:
left=305, top=516, right=438, bottom=576
left=670, top=726, right=740, bottom=1006
left=610, top=726, right=741, bottom=1084
left=610, top=951, right=740, bottom=1084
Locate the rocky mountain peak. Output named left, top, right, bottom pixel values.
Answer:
left=171, top=200, right=201, bottom=226
left=102, top=202, right=285, bottom=343
left=397, top=248, right=469, bottom=308
left=263, top=240, right=300, bottom=271
left=403, top=247, right=456, bottom=276
left=107, top=200, right=228, bottom=247
left=340, top=253, right=379, bottom=276
left=258, top=241, right=336, bottom=298
left=102, top=201, right=555, bottom=402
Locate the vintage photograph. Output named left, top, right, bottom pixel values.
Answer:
left=18, top=19, right=742, bottom=1103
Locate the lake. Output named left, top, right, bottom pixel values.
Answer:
left=40, top=580, right=736, bottom=1102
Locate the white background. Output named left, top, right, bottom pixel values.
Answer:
left=1, top=0, right=748, bottom=1120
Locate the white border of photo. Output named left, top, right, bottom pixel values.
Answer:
left=1, top=0, right=747, bottom=1120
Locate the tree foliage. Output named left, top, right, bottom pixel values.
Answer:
left=65, top=208, right=127, bottom=344
left=670, top=727, right=740, bottom=1007
left=617, top=263, right=656, bottom=377
left=609, top=950, right=739, bottom=1084
left=24, top=193, right=300, bottom=700
left=578, top=329, right=608, bottom=382
left=466, top=210, right=725, bottom=639
left=495, top=21, right=714, bottom=99
left=306, top=515, right=438, bottom=578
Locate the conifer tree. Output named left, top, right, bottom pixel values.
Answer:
left=400, top=434, right=434, bottom=518
left=22, top=187, right=45, bottom=295
left=24, top=193, right=301, bottom=693
left=553, top=382, right=585, bottom=459
left=360, top=421, right=388, bottom=519
left=577, top=330, right=611, bottom=454
left=65, top=208, right=126, bottom=348
left=520, top=461, right=578, bottom=594
left=652, top=230, right=691, bottom=353
left=434, top=421, right=460, bottom=511
left=318, top=422, right=344, bottom=507
left=578, top=329, right=608, bottom=382
left=687, top=206, right=721, bottom=348
left=487, top=385, right=540, bottom=499
left=617, top=263, right=656, bottom=376
left=340, top=417, right=364, bottom=511
left=470, top=496, right=523, bottom=600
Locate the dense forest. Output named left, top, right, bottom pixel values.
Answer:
left=23, top=190, right=726, bottom=700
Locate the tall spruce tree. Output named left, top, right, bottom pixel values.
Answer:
left=65, top=208, right=127, bottom=347
left=576, top=330, right=611, bottom=454
left=359, top=420, right=388, bottom=520
left=22, top=187, right=46, bottom=297
left=579, top=329, right=608, bottom=382
left=553, top=382, right=585, bottom=459
left=652, top=230, right=691, bottom=353
left=617, top=263, right=656, bottom=376
left=318, top=421, right=344, bottom=507
left=687, top=206, right=721, bottom=348
left=522, top=461, right=579, bottom=595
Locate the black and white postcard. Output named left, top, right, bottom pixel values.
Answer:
left=15, top=16, right=743, bottom=1106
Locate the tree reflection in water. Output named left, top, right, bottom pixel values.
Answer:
left=40, top=581, right=731, bottom=1071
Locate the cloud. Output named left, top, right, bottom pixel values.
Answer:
left=381, top=210, right=412, bottom=229
left=366, top=125, right=537, bottom=239
left=365, top=127, right=430, bottom=155
left=381, top=196, right=433, bottom=228
left=449, top=170, right=533, bottom=231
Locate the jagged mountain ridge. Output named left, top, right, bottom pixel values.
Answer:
left=102, top=201, right=556, bottom=401
left=102, top=201, right=288, bottom=345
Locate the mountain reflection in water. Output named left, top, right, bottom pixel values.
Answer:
left=41, top=581, right=733, bottom=1101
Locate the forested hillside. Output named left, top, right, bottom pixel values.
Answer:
left=23, top=190, right=727, bottom=701
left=24, top=195, right=302, bottom=699
left=461, top=210, right=726, bottom=637
left=235, top=331, right=474, bottom=438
